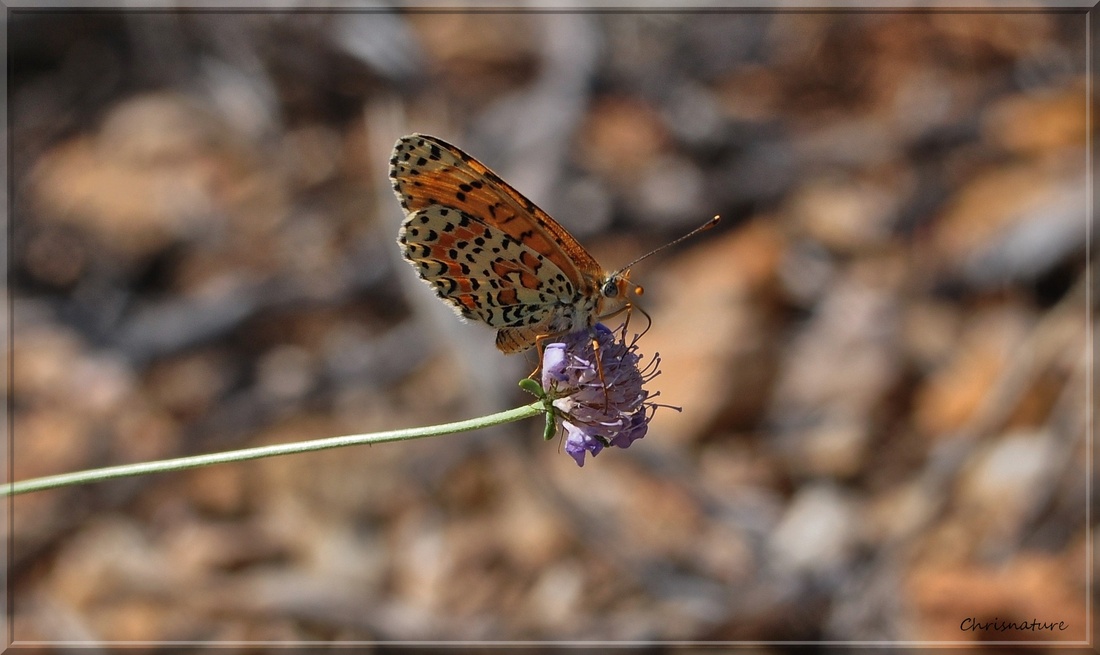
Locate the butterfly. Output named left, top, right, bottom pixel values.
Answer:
left=389, top=133, right=717, bottom=354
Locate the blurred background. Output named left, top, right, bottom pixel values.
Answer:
left=9, top=9, right=1092, bottom=646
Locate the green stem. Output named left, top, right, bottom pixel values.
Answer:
left=4, top=402, right=544, bottom=497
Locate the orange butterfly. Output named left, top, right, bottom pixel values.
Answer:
left=389, top=133, right=716, bottom=353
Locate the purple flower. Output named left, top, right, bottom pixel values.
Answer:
left=540, top=324, right=672, bottom=466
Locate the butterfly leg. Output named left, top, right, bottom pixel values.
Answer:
left=586, top=326, right=613, bottom=411
left=595, top=302, right=644, bottom=408
left=526, top=330, right=609, bottom=410
left=621, top=302, right=653, bottom=342
left=526, top=333, right=553, bottom=380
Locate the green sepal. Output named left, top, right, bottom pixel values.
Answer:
left=518, top=378, right=545, bottom=398
left=543, top=408, right=557, bottom=441
left=519, top=378, right=557, bottom=440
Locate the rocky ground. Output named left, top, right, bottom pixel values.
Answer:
left=10, top=10, right=1092, bottom=646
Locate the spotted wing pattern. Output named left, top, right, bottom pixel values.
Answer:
left=390, top=134, right=605, bottom=353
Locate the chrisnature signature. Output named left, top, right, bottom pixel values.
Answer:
left=960, top=617, right=1068, bottom=632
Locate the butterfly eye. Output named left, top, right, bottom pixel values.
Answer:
left=601, top=279, right=620, bottom=298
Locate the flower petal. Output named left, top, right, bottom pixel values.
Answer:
left=539, top=324, right=666, bottom=466
left=541, top=342, right=570, bottom=388
left=563, top=422, right=603, bottom=467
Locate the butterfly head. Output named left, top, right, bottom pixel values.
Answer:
left=595, top=215, right=721, bottom=318
left=596, top=271, right=644, bottom=318
left=599, top=215, right=721, bottom=315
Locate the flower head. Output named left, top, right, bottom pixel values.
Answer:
left=539, top=323, right=672, bottom=466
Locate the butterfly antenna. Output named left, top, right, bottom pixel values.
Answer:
left=614, top=215, right=721, bottom=276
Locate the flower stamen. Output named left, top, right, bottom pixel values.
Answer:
left=537, top=323, right=671, bottom=466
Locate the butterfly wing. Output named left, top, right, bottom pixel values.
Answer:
left=390, top=134, right=604, bottom=352
left=398, top=205, right=575, bottom=330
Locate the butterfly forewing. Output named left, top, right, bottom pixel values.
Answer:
left=391, top=135, right=601, bottom=278
left=390, top=134, right=609, bottom=352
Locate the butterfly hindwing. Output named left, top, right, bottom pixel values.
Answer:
left=495, top=325, right=551, bottom=354
left=398, top=206, right=580, bottom=332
